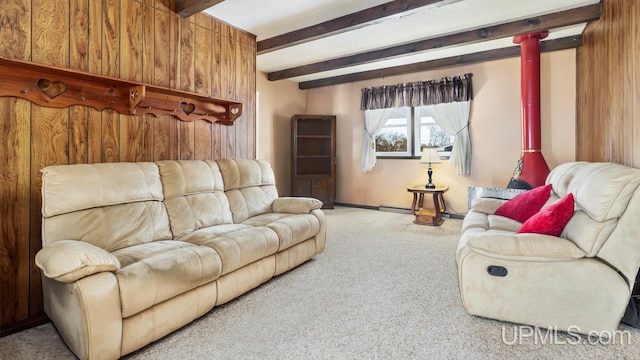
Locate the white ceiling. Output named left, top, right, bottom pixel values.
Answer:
left=203, top=0, right=598, bottom=85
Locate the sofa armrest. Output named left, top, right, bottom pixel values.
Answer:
left=469, top=197, right=508, bottom=215
left=272, top=197, right=323, bottom=214
left=462, top=228, right=586, bottom=262
left=35, top=240, right=121, bottom=283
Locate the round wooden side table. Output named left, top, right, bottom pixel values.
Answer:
left=407, top=185, right=449, bottom=226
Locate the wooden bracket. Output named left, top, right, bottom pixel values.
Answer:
left=0, top=56, right=242, bottom=125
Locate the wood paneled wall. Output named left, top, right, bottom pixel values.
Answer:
left=576, top=0, right=640, bottom=167
left=0, top=0, right=256, bottom=335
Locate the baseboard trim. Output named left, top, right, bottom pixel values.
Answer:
left=447, top=212, right=465, bottom=219
left=334, top=202, right=466, bottom=219
left=1, top=315, right=49, bottom=337
left=333, top=202, right=378, bottom=211
left=378, top=205, right=412, bottom=214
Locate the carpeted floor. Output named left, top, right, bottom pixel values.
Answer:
left=2, top=207, right=639, bottom=359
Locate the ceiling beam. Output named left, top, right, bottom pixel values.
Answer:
left=268, top=3, right=601, bottom=81
left=174, top=0, right=225, bottom=18
left=298, top=35, right=583, bottom=89
left=257, top=0, right=450, bottom=54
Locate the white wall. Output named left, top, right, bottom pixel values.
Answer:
left=256, top=72, right=307, bottom=195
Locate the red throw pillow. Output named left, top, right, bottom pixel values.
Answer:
left=494, top=184, right=552, bottom=223
left=517, top=193, right=575, bottom=236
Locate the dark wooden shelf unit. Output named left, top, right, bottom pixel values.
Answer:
left=291, top=115, right=336, bottom=209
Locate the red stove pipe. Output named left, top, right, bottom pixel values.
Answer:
left=511, top=31, right=550, bottom=188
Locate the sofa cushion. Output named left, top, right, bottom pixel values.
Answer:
left=42, top=201, right=173, bottom=252
left=175, top=223, right=254, bottom=240
left=461, top=209, right=522, bottom=234
left=41, top=162, right=164, bottom=217
left=41, top=163, right=172, bottom=251
left=494, top=184, right=552, bottom=223
left=462, top=228, right=586, bottom=262
left=241, top=213, right=321, bottom=251
left=225, top=187, right=279, bottom=224
left=461, top=211, right=490, bottom=233
left=112, top=240, right=200, bottom=267
left=518, top=194, right=575, bottom=236
left=488, top=215, right=522, bottom=233
left=545, top=162, right=587, bottom=197
left=157, top=160, right=233, bottom=238
left=114, top=241, right=222, bottom=318
left=551, top=162, right=640, bottom=256
left=567, top=162, right=640, bottom=222
left=217, top=159, right=279, bottom=223
left=563, top=211, right=618, bottom=257
left=179, top=226, right=279, bottom=275
left=217, top=158, right=276, bottom=190
left=469, top=197, right=507, bottom=215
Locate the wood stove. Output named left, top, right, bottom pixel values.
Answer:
left=507, top=31, right=551, bottom=190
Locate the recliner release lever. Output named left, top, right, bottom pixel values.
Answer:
left=487, top=265, right=508, bottom=277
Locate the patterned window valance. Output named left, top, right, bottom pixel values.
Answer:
left=360, top=73, right=473, bottom=111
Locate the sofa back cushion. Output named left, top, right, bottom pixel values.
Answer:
left=547, top=162, right=640, bottom=257
left=157, top=160, right=233, bottom=238
left=545, top=161, right=586, bottom=196
left=41, top=163, right=172, bottom=252
left=216, top=158, right=278, bottom=223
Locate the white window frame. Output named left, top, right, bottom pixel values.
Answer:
left=413, top=106, right=454, bottom=159
left=375, top=107, right=412, bottom=158
left=375, top=106, right=453, bottom=159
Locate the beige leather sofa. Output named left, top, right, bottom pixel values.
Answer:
left=35, top=159, right=326, bottom=360
left=457, top=162, right=640, bottom=334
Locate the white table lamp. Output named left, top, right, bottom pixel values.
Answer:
left=419, top=147, right=442, bottom=189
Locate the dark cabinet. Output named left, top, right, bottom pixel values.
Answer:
left=291, top=115, right=336, bottom=209
left=293, top=178, right=333, bottom=206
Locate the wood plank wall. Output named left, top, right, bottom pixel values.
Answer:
left=0, top=0, right=256, bottom=335
left=576, top=0, right=640, bottom=167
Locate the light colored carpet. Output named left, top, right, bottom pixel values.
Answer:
left=2, top=207, right=639, bottom=359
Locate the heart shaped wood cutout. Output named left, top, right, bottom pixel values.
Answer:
left=180, top=102, right=195, bottom=115
left=37, top=79, right=67, bottom=99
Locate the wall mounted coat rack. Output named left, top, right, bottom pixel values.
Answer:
left=0, top=56, right=242, bottom=125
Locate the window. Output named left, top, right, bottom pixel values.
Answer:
left=414, top=106, right=454, bottom=157
left=375, top=106, right=453, bottom=158
left=375, top=107, right=412, bottom=157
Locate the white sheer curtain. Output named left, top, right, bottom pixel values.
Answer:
left=360, top=73, right=473, bottom=174
left=361, top=108, right=393, bottom=173
left=423, top=101, right=472, bottom=175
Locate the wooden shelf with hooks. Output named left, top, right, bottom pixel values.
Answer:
left=0, top=56, right=242, bottom=125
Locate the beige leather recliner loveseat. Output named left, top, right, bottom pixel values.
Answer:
left=35, top=158, right=326, bottom=360
left=457, top=162, right=640, bottom=334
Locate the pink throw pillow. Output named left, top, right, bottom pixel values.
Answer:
left=494, top=184, right=552, bottom=223
left=517, top=193, right=575, bottom=236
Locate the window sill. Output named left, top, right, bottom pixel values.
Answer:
left=376, top=151, right=451, bottom=160
left=376, top=155, right=417, bottom=160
